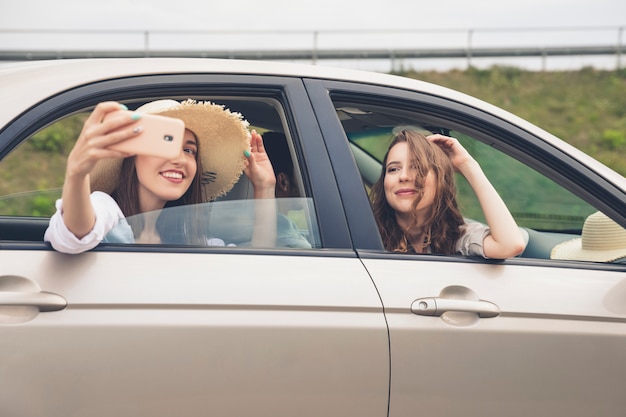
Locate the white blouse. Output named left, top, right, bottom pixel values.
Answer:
left=44, top=191, right=228, bottom=254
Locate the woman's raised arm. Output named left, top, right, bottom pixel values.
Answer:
left=428, top=134, right=526, bottom=258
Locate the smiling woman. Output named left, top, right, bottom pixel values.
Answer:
left=43, top=98, right=277, bottom=253
left=370, top=129, right=526, bottom=258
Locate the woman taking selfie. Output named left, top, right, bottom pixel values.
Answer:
left=44, top=99, right=276, bottom=253
left=370, top=129, right=525, bottom=258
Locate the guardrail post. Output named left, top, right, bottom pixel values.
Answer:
left=466, top=29, right=473, bottom=69
left=144, top=31, right=150, bottom=57
left=618, top=26, right=624, bottom=70
left=312, top=31, right=318, bottom=65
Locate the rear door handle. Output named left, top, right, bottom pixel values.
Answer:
left=411, top=297, right=500, bottom=318
left=0, top=291, right=67, bottom=312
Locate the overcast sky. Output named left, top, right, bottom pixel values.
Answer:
left=2, top=0, right=624, bottom=31
left=1, top=0, right=625, bottom=71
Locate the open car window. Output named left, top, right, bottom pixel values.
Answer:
left=0, top=96, right=321, bottom=250
left=334, top=99, right=623, bottom=263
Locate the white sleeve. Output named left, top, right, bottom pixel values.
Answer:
left=44, top=192, right=125, bottom=254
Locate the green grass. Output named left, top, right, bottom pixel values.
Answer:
left=393, top=66, right=626, bottom=175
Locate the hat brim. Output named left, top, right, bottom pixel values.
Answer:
left=550, top=237, right=626, bottom=262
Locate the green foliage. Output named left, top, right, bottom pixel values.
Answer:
left=0, top=114, right=83, bottom=217
left=30, top=130, right=67, bottom=152
left=601, top=129, right=626, bottom=150
left=30, top=194, right=57, bottom=217
left=29, top=113, right=86, bottom=153
left=400, top=66, right=626, bottom=175
left=0, top=190, right=60, bottom=217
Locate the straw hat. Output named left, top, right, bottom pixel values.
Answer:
left=550, top=211, right=626, bottom=262
left=91, top=99, right=250, bottom=201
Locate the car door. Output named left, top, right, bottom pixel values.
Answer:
left=0, top=73, right=389, bottom=417
left=305, top=78, right=626, bottom=417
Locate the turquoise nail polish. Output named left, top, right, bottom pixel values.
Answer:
left=244, top=150, right=251, bottom=158
left=131, top=113, right=141, bottom=121
left=119, top=104, right=128, bottom=110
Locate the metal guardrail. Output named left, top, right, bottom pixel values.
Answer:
left=0, top=45, right=620, bottom=61
left=1, top=26, right=624, bottom=69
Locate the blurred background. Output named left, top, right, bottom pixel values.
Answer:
left=1, top=0, right=625, bottom=173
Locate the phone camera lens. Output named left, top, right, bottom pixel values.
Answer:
left=164, top=135, right=174, bottom=142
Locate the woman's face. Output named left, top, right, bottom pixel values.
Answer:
left=383, top=142, right=436, bottom=220
left=134, top=129, right=198, bottom=211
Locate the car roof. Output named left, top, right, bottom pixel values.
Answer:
left=0, top=57, right=515, bottom=124
left=0, top=57, right=623, bottom=190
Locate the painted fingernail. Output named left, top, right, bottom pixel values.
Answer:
left=243, top=150, right=251, bottom=158
left=131, top=113, right=141, bottom=121
left=133, top=126, right=143, bottom=134
left=119, top=104, right=128, bottom=110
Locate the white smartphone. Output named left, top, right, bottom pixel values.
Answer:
left=106, top=112, right=185, bottom=159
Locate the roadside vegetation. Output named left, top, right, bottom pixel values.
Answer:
left=393, top=66, right=626, bottom=175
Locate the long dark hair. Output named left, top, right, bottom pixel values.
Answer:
left=370, top=130, right=464, bottom=254
left=111, top=134, right=206, bottom=245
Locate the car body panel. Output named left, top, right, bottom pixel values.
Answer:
left=0, top=249, right=389, bottom=416
left=359, top=254, right=626, bottom=416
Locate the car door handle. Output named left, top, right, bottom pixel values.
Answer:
left=411, top=297, right=500, bottom=318
left=0, top=291, right=67, bottom=312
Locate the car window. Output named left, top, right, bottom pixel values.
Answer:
left=450, top=131, right=595, bottom=231
left=0, top=113, right=86, bottom=217
left=0, top=97, right=321, bottom=249
left=334, top=100, right=622, bottom=263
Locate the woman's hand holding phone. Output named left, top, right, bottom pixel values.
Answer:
left=104, top=111, right=185, bottom=160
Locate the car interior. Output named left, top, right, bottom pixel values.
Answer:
left=334, top=101, right=596, bottom=260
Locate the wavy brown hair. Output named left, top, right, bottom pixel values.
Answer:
left=370, top=130, right=465, bottom=254
left=111, top=132, right=206, bottom=245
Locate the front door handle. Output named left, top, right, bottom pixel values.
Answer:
left=0, top=291, right=67, bottom=312
left=411, top=297, right=500, bottom=318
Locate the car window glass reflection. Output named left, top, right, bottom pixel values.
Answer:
left=106, top=198, right=320, bottom=249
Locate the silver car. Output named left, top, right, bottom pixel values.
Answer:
left=0, top=58, right=624, bottom=417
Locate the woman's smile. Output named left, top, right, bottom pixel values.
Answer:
left=395, top=188, right=417, bottom=197
left=160, top=169, right=185, bottom=182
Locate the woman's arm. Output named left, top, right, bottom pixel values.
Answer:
left=61, top=102, right=141, bottom=238
left=243, top=130, right=277, bottom=248
left=45, top=192, right=127, bottom=253
left=428, top=134, right=526, bottom=259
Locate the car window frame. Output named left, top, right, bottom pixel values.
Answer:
left=303, top=78, right=626, bottom=269
left=0, top=73, right=355, bottom=253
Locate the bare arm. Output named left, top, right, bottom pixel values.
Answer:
left=243, top=130, right=277, bottom=248
left=428, top=134, right=526, bottom=259
left=61, top=102, right=142, bottom=238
